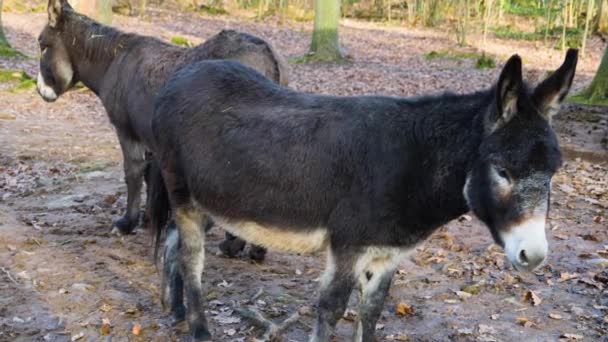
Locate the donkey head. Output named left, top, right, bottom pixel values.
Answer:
left=465, top=49, right=578, bottom=272
left=37, top=0, right=76, bottom=102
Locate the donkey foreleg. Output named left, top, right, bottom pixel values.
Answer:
left=352, top=248, right=402, bottom=342
left=114, top=134, right=147, bottom=234
left=310, top=249, right=356, bottom=342
left=175, top=206, right=212, bottom=341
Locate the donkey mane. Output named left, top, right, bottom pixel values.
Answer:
left=61, top=7, right=178, bottom=63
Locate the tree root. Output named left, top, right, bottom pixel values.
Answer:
left=235, top=306, right=303, bottom=342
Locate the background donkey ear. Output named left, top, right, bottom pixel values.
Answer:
left=532, top=49, right=578, bottom=122
left=47, top=0, right=63, bottom=27
left=486, top=54, right=523, bottom=134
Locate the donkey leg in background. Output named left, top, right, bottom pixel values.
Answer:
left=114, top=133, right=147, bottom=234
left=175, top=206, right=212, bottom=341
left=219, top=232, right=268, bottom=261
left=353, top=252, right=398, bottom=342
left=310, top=248, right=356, bottom=342
left=160, top=225, right=187, bottom=324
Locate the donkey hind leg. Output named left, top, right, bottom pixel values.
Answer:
left=353, top=249, right=400, bottom=342
left=175, top=206, right=211, bottom=341
left=114, top=134, right=147, bottom=234
left=160, top=227, right=186, bottom=324
left=310, top=249, right=356, bottom=342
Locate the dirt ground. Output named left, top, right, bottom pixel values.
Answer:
left=1, top=7, right=607, bottom=342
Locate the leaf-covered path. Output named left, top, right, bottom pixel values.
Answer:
left=0, top=7, right=607, bottom=342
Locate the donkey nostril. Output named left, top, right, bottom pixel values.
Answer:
left=519, top=249, right=529, bottom=265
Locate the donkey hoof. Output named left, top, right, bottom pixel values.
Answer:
left=113, top=216, right=137, bottom=234
left=170, top=309, right=186, bottom=327
left=218, top=237, right=246, bottom=258
left=192, top=326, right=212, bottom=341
left=249, top=245, right=267, bottom=262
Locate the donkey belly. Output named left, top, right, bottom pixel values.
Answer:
left=210, top=215, right=328, bottom=253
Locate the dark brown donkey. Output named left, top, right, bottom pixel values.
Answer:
left=36, top=0, right=287, bottom=258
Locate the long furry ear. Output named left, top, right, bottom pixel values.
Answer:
left=486, top=54, right=523, bottom=134
left=532, top=49, right=578, bottom=122
left=47, top=0, right=63, bottom=27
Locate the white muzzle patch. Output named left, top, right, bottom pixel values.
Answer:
left=500, top=215, right=548, bottom=272
left=37, top=72, right=58, bottom=102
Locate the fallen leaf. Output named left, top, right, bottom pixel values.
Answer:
left=560, top=333, right=583, bottom=340
left=457, top=327, right=474, bottom=335
left=549, top=313, right=563, bottom=320
left=516, top=317, right=536, bottom=328
left=478, top=324, right=496, bottom=335
left=559, top=272, right=579, bottom=282
left=132, top=323, right=142, bottom=336
left=522, top=290, right=542, bottom=306
left=100, top=318, right=111, bottom=335
left=71, top=332, right=85, bottom=341
left=455, top=291, right=472, bottom=301
left=396, top=302, right=414, bottom=316
left=99, top=303, right=112, bottom=312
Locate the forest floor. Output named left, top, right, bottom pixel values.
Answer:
left=0, top=6, right=607, bottom=342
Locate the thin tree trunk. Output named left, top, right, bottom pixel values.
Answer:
left=598, top=0, right=608, bottom=34
left=0, top=0, right=8, bottom=47
left=482, top=0, right=494, bottom=47
left=561, top=0, right=567, bottom=51
left=581, top=0, right=594, bottom=57
left=70, top=0, right=113, bottom=24
left=309, top=0, right=342, bottom=62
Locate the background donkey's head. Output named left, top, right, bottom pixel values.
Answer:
left=37, top=0, right=78, bottom=102
left=464, top=49, right=578, bottom=272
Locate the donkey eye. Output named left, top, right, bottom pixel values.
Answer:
left=496, top=168, right=511, bottom=182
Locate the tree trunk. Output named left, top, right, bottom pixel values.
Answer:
left=581, top=0, right=594, bottom=57
left=69, top=0, right=113, bottom=24
left=598, top=0, right=608, bottom=34
left=0, top=0, right=8, bottom=47
left=309, top=0, right=342, bottom=62
left=578, top=45, right=608, bottom=102
left=482, top=0, right=493, bottom=47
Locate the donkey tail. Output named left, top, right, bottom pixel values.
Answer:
left=148, top=158, right=171, bottom=262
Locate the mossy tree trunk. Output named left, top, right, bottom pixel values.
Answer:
left=577, top=45, right=608, bottom=103
left=308, top=0, right=342, bottom=62
left=69, top=0, right=113, bottom=24
left=0, top=0, right=8, bottom=47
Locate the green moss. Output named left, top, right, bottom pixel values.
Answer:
left=424, top=50, right=495, bottom=69
left=0, top=68, right=35, bottom=92
left=475, top=54, right=496, bottom=70
left=170, top=35, right=193, bottom=47
left=568, top=94, right=608, bottom=106
left=79, top=160, right=111, bottom=173
left=191, top=4, right=229, bottom=16
left=0, top=44, right=26, bottom=58
left=461, top=284, right=480, bottom=295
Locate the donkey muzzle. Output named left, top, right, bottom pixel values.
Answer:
left=501, top=215, right=548, bottom=272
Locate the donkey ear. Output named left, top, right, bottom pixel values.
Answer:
left=487, top=54, right=523, bottom=134
left=532, top=49, right=578, bottom=121
left=47, top=0, right=63, bottom=27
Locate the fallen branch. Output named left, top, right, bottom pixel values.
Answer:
left=1, top=267, right=19, bottom=285
left=235, top=306, right=302, bottom=342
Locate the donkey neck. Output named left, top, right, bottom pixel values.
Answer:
left=62, top=11, right=136, bottom=95
left=392, top=90, right=490, bottom=229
